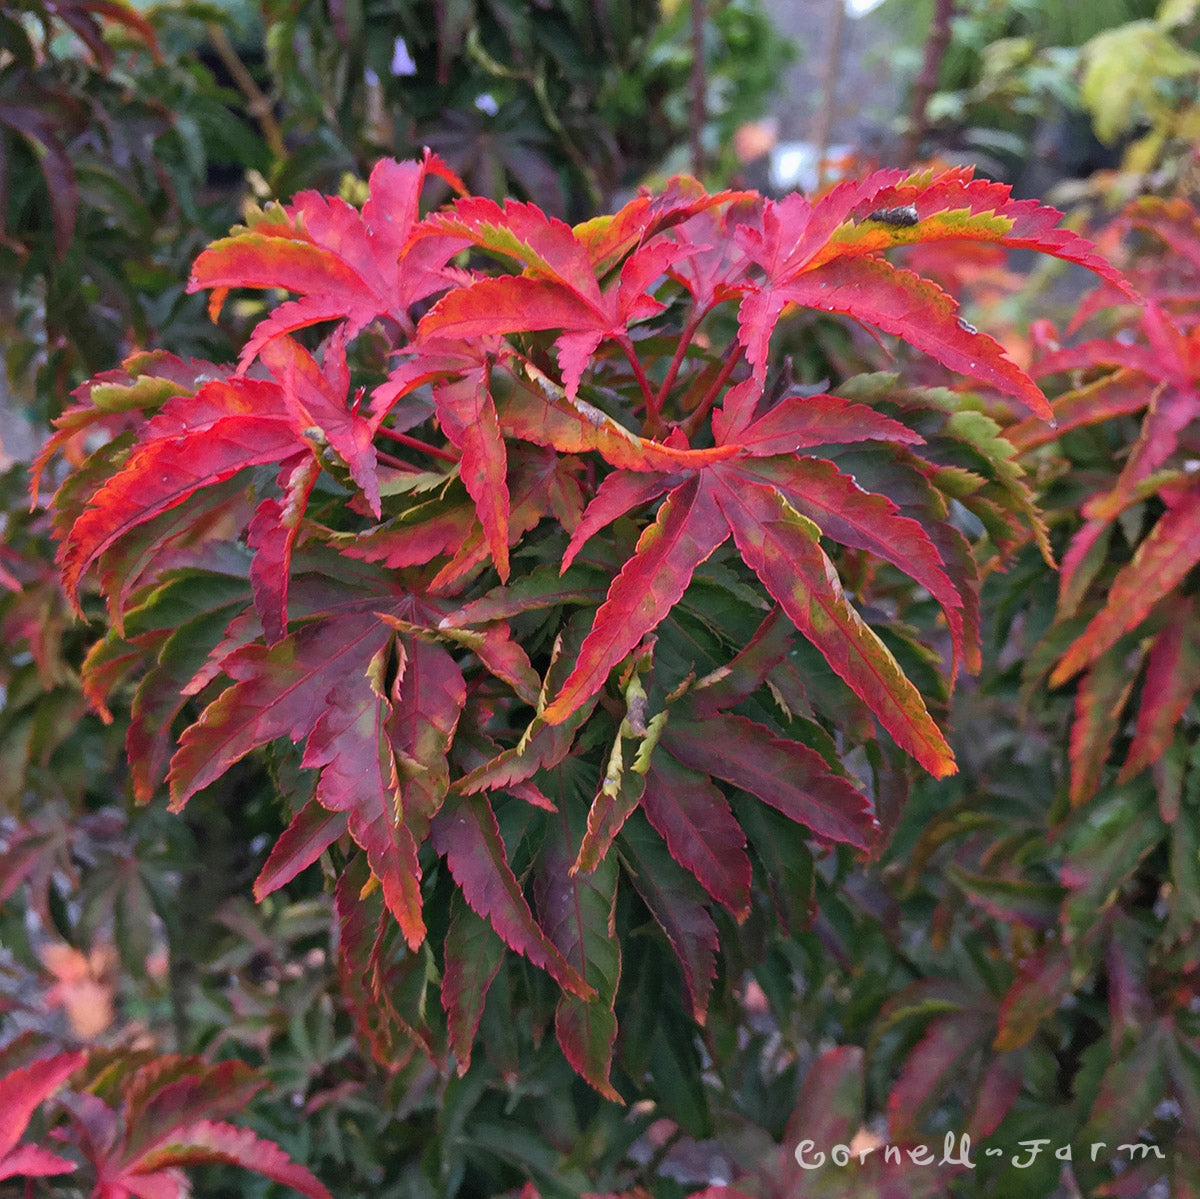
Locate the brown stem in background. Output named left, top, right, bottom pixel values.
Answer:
left=206, top=23, right=286, bottom=161
left=690, top=0, right=707, bottom=177
left=811, top=0, right=847, bottom=191
left=899, top=0, right=956, bottom=166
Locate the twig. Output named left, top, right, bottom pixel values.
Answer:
left=206, top=24, right=286, bottom=161
left=899, top=0, right=956, bottom=166
left=690, top=0, right=707, bottom=178
left=811, top=0, right=847, bottom=191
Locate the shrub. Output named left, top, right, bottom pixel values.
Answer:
left=5, top=156, right=1129, bottom=1195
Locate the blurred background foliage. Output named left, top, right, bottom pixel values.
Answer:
left=0, top=0, right=790, bottom=434
left=881, top=0, right=1200, bottom=196
left=5, top=0, right=1200, bottom=1196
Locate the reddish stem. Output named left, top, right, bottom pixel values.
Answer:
left=376, top=423, right=459, bottom=464
left=681, top=343, right=745, bottom=439
left=654, top=311, right=704, bottom=414
left=617, top=336, right=663, bottom=436
left=377, top=450, right=420, bottom=472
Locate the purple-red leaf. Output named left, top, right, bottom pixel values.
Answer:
left=254, top=798, right=349, bottom=901
left=120, top=1059, right=265, bottom=1155
left=431, top=794, right=593, bottom=999
left=302, top=641, right=426, bottom=947
left=189, top=152, right=467, bottom=362
left=887, top=1012, right=993, bottom=1141
left=1068, top=643, right=1143, bottom=808
left=573, top=745, right=648, bottom=877
left=258, top=334, right=381, bottom=517
left=493, top=362, right=738, bottom=472
left=125, top=1120, right=332, bottom=1199
left=1120, top=596, right=1200, bottom=781
left=544, top=475, right=728, bottom=724
left=735, top=391, right=924, bottom=454
left=967, top=1051, right=1026, bottom=1140
left=333, top=861, right=430, bottom=1068
left=739, top=256, right=1052, bottom=425
left=59, top=406, right=296, bottom=607
left=431, top=365, right=511, bottom=579
left=453, top=710, right=590, bottom=797
left=248, top=457, right=318, bottom=644
left=0, top=1143, right=79, bottom=1182
left=993, top=946, right=1074, bottom=1052
left=639, top=749, right=751, bottom=917
left=168, top=611, right=391, bottom=810
left=618, top=816, right=719, bottom=1023
left=383, top=634, right=467, bottom=843
left=734, top=455, right=966, bottom=668
left=561, top=470, right=674, bottom=572
left=1052, top=483, right=1200, bottom=685
left=441, top=893, right=506, bottom=1075
left=689, top=605, right=795, bottom=715
left=665, top=714, right=876, bottom=851
left=536, top=809, right=622, bottom=1101
left=713, top=477, right=956, bottom=778
left=438, top=562, right=606, bottom=627
left=0, top=1052, right=85, bottom=1175
left=1008, top=369, right=1153, bottom=454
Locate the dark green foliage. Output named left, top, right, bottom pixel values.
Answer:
left=5, top=4, right=1200, bottom=1198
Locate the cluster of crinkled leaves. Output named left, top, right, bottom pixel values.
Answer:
left=1009, top=194, right=1200, bottom=812
left=805, top=195, right=1200, bottom=1199
left=43, top=152, right=1131, bottom=1096
left=0, top=0, right=268, bottom=431
left=0, top=1042, right=330, bottom=1199
left=0, top=0, right=159, bottom=263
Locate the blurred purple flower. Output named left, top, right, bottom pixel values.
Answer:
left=391, top=37, right=417, bottom=76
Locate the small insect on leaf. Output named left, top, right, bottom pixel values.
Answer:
left=866, top=206, right=920, bottom=227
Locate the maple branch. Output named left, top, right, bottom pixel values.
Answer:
left=681, top=342, right=745, bottom=439
left=376, top=423, right=459, bottom=464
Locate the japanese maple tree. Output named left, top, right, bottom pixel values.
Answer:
left=43, top=153, right=1131, bottom=1095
